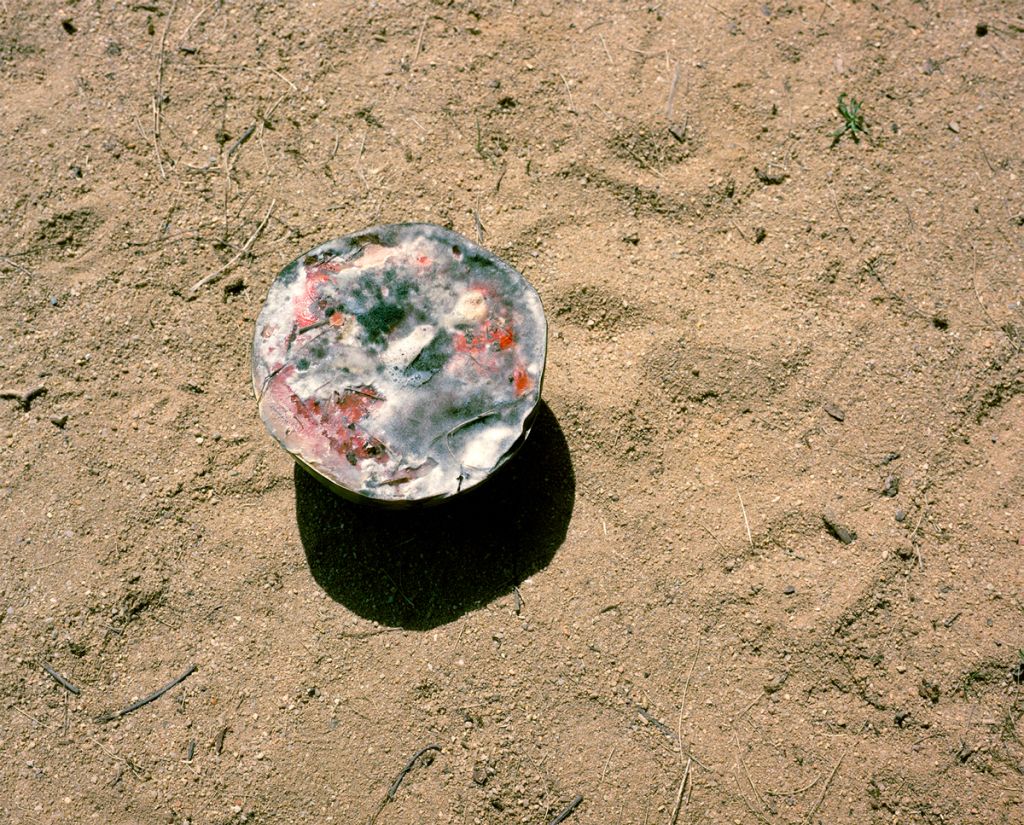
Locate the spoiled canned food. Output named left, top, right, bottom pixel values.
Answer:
left=252, top=223, right=547, bottom=505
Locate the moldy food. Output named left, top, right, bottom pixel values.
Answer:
left=252, top=223, right=547, bottom=505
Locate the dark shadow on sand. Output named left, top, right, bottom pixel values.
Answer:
left=295, top=402, right=575, bottom=630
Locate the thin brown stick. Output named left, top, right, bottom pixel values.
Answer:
left=97, top=664, right=197, bottom=722
left=0, top=385, right=46, bottom=411
left=177, top=0, right=214, bottom=49
left=259, top=63, right=297, bottom=91
left=599, top=746, right=616, bottom=784
left=249, top=90, right=290, bottom=176
left=737, top=692, right=763, bottom=721
left=764, top=772, right=822, bottom=797
left=706, top=1, right=738, bottom=22
left=558, top=72, right=578, bottom=114
left=30, top=552, right=81, bottom=572
left=368, top=744, right=442, bottom=824
left=326, top=132, right=340, bottom=165
left=40, top=661, right=80, bottom=695
left=548, top=794, right=583, bottom=824
left=909, top=505, right=928, bottom=570
left=734, top=733, right=766, bottom=808
left=0, top=255, right=35, bottom=277
left=472, top=209, right=485, bottom=243
left=805, top=749, right=845, bottom=822
left=189, top=199, right=275, bottom=294
left=226, top=123, right=257, bottom=159
left=680, top=638, right=701, bottom=714
left=412, top=13, right=428, bottom=64
left=12, top=705, right=43, bottom=727
left=666, top=63, right=681, bottom=119
left=624, top=46, right=668, bottom=59
left=152, top=0, right=178, bottom=179
left=387, top=744, right=440, bottom=800
left=15, top=704, right=144, bottom=776
left=972, top=244, right=1021, bottom=352
left=732, top=769, right=776, bottom=825
left=699, top=523, right=726, bottom=550
left=738, top=492, right=753, bottom=547
left=826, top=181, right=853, bottom=242
left=669, top=757, right=692, bottom=825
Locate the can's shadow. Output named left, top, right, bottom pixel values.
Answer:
left=294, top=402, right=575, bottom=629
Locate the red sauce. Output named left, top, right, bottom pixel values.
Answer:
left=293, top=261, right=341, bottom=327
left=269, top=369, right=389, bottom=467
left=512, top=364, right=532, bottom=396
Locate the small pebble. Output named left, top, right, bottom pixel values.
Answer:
left=822, top=509, right=856, bottom=544
left=918, top=679, right=941, bottom=704
left=783, top=585, right=796, bottom=595
left=948, top=121, right=960, bottom=134
left=882, top=475, right=900, bottom=497
left=823, top=403, right=845, bottom=422
left=50, top=414, right=68, bottom=428
left=975, top=22, right=988, bottom=36
left=895, top=509, right=907, bottom=522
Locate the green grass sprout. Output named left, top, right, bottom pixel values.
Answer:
left=831, top=93, right=869, bottom=146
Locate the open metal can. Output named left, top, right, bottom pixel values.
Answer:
left=252, top=223, right=547, bottom=506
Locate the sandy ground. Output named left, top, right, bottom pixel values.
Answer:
left=2, top=1, right=1023, bottom=823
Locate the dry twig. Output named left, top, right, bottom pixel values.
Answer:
left=177, top=0, right=215, bottom=49
left=97, top=664, right=197, bottom=722
left=368, top=744, right=441, bottom=824
left=0, top=385, right=46, bottom=411
left=558, top=72, right=578, bottom=114
left=14, top=703, right=143, bottom=776
left=599, top=746, right=615, bottom=784
left=681, top=638, right=701, bottom=714
left=412, top=13, right=428, bottom=64
left=189, top=200, right=275, bottom=295
left=826, top=181, right=853, bottom=242
left=0, top=255, right=35, bottom=277
left=669, top=757, right=692, bottom=825
left=805, top=749, right=846, bottom=822
left=972, top=245, right=1021, bottom=352
left=40, top=661, right=80, bottom=695
left=666, top=63, right=681, bottom=119
left=152, top=0, right=178, bottom=179
left=738, top=492, right=753, bottom=547
left=548, top=794, right=583, bottom=824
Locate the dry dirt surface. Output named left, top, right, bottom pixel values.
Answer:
left=2, top=1, right=1023, bottom=823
